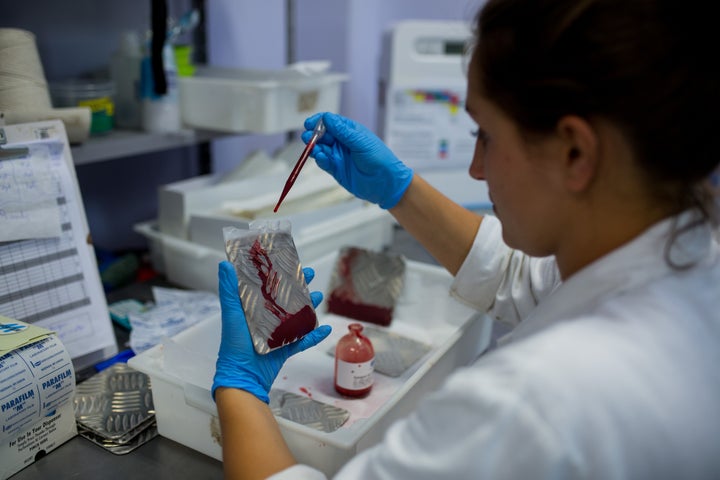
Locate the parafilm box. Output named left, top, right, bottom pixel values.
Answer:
left=0, top=317, right=78, bottom=479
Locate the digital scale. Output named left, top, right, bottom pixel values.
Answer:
left=379, top=20, right=491, bottom=211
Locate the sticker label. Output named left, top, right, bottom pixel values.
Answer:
left=335, top=358, right=374, bottom=391
left=0, top=323, right=28, bottom=335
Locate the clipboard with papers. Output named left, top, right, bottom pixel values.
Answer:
left=0, top=120, right=117, bottom=370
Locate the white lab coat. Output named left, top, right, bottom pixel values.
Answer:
left=271, top=212, right=720, bottom=479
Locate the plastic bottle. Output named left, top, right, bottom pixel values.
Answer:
left=110, top=31, right=143, bottom=129
left=140, top=42, right=181, bottom=133
left=334, top=323, right=375, bottom=397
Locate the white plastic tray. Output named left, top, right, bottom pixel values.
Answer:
left=135, top=206, right=394, bottom=293
left=179, top=66, right=347, bottom=134
left=128, top=250, right=491, bottom=476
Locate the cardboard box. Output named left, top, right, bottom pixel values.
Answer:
left=0, top=319, right=78, bottom=479
left=1, top=403, right=77, bottom=479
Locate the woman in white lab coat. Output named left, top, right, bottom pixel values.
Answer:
left=211, top=0, right=720, bottom=478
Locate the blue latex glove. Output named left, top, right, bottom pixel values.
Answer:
left=212, top=261, right=331, bottom=403
left=303, top=112, right=413, bottom=209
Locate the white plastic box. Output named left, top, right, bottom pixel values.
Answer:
left=179, top=66, right=348, bottom=134
left=158, top=172, right=287, bottom=240
left=135, top=206, right=395, bottom=292
left=157, top=165, right=352, bottom=240
left=128, top=250, right=492, bottom=476
left=188, top=200, right=363, bottom=252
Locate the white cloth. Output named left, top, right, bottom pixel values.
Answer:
left=270, top=213, right=720, bottom=479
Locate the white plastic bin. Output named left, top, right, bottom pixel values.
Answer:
left=135, top=206, right=395, bottom=292
left=128, top=250, right=492, bottom=476
left=179, top=66, right=347, bottom=134
left=157, top=165, right=352, bottom=240
left=158, top=172, right=287, bottom=239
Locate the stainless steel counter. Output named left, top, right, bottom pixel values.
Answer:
left=11, top=434, right=223, bottom=479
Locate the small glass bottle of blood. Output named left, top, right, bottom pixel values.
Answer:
left=334, top=323, right=375, bottom=397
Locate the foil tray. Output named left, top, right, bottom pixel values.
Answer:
left=326, top=247, right=406, bottom=326
left=78, top=422, right=158, bottom=455
left=225, top=227, right=317, bottom=354
left=269, top=389, right=350, bottom=433
left=73, top=363, right=155, bottom=443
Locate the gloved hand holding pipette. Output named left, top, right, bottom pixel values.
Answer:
left=302, top=112, right=414, bottom=209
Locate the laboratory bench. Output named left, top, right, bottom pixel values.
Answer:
left=10, top=274, right=225, bottom=480
left=8, top=225, right=443, bottom=480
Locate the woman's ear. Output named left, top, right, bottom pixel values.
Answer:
left=556, top=115, right=599, bottom=193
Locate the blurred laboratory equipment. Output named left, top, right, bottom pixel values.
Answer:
left=111, top=30, right=143, bottom=129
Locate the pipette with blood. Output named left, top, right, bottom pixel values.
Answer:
left=273, top=117, right=326, bottom=212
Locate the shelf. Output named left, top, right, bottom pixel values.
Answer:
left=70, top=128, right=235, bottom=166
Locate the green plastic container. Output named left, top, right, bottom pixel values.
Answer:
left=50, top=79, right=116, bottom=135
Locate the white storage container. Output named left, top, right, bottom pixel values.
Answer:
left=128, top=250, right=492, bottom=476
left=135, top=206, right=395, bottom=292
left=179, top=66, right=347, bottom=134
left=188, top=200, right=363, bottom=252
left=158, top=171, right=287, bottom=240
left=158, top=163, right=350, bottom=240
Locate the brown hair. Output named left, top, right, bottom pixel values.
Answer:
left=472, top=0, right=719, bottom=224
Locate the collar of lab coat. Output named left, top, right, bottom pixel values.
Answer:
left=499, top=210, right=718, bottom=345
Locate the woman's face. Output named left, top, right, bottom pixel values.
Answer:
left=465, top=57, right=568, bottom=257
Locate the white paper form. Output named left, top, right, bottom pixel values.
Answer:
left=0, top=121, right=117, bottom=368
left=0, top=143, right=63, bottom=242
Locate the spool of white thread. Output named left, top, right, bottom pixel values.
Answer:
left=0, top=28, right=90, bottom=143
left=0, top=27, right=35, bottom=45
left=0, top=29, right=52, bottom=110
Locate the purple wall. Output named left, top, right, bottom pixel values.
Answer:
left=207, top=0, right=482, bottom=173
